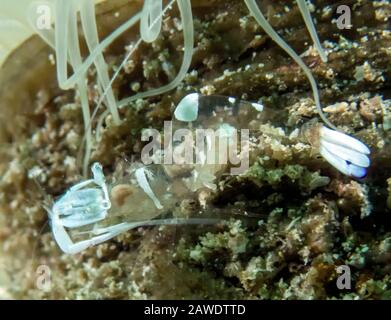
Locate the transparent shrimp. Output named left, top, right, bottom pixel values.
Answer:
left=47, top=93, right=371, bottom=254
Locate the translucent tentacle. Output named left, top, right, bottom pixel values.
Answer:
left=27, top=0, right=142, bottom=91
left=244, top=0, right=336, bottom=130
left=140, top=0, right=163, bottom=43
left=54, top=0, right=70, bottom=88
left=79, top=0, right=120, bottom=124
left=117, top=0, right=194, bottom=107
left=68, top=1, right=92, bottom=177
left=296, top=0, right=328, bottom=63
left=85, top=0, right=177, bottom=145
